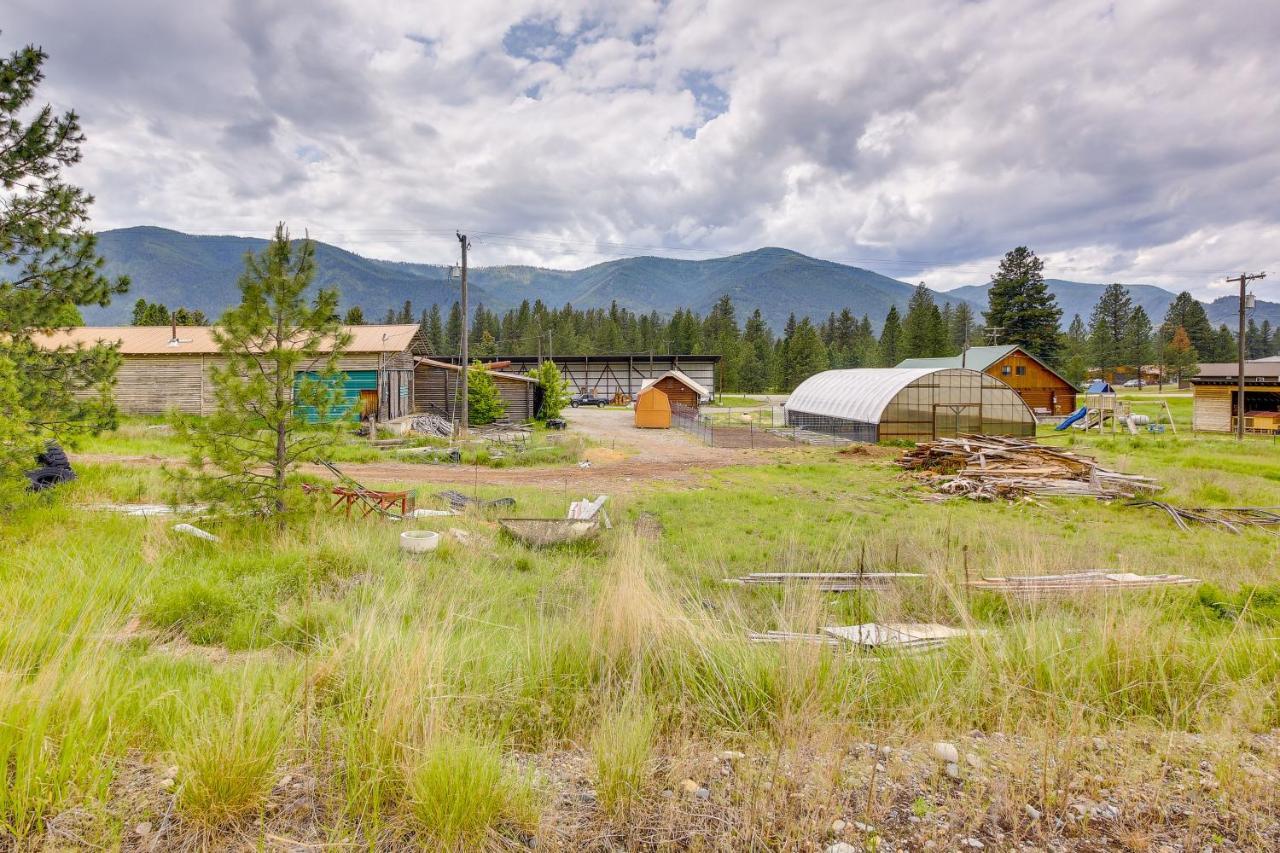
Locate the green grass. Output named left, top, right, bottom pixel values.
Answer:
left=3, top=424, right=1280, bottom=844
left=709, top=395, right=764, bottom=408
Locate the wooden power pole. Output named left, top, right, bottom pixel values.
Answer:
left=457, top=231, right=471, bottom=436
left=1226, top=271, right=1266, bottom=441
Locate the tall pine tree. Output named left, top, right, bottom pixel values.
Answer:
left=1088, top=283, right=1134, bottom=379
left=0, top=43, right=129, bottom=502
left=984, top=247, right=1062, bottom=363
left=878, top=306, right=903, bottom=366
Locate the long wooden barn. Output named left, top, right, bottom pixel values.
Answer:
left=34, top=325, right=421, bottom=421
left=430, top=354, right=719, bottom=401
left=414, top=358, right=542, bottom=422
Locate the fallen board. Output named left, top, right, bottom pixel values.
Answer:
left=969, top=571, right=1198, bottom=598
left=726, top=572, right=925, bottom=591
left=750, top=622, right=979, bottom=653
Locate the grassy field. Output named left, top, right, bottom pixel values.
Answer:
left=2, top=424, right=1279, bottom=849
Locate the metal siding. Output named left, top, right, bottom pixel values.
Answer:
left=293, top=370, right=376, bottom=423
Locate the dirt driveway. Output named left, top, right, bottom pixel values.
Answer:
left=73, top=407, right=786, bottom=493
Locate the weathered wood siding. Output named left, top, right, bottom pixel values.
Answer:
left=493, top=376, right=538, bottom=421
left=652, top=375, right=700, bottom=409
left=988, top=352, right=1076, bottom=415
left=413, top=362, right=538, bottom=422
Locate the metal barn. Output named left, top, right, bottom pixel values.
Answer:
left=784, top=367, right=1037, bottom=442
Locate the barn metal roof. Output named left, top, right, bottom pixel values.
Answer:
left=897, top=345, right=1018, bottom=371
left=32, top=324, right=420, bottom=354
left=638, top=368, right=711, bottom=399
left=784, top=367, right=976, bottom=424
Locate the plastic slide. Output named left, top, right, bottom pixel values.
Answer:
left=1055, top=406, right=1088, bottom=431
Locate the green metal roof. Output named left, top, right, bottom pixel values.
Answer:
left=896, top=345, right=1018, bottom=371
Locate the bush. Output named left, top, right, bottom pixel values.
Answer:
left=467, top=362, right=506, bottom=426
left=527, top=360, right=569, bottom=420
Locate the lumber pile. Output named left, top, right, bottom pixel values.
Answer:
left=726, top=572, right=924, bottom=591
left=1130, top=501, right=1280, bottom=535
left=969, top=571, right=1197, bottom=598
left=409, top=414, right=454, bottom=438
left=898, top=435, right=1157, bottom=500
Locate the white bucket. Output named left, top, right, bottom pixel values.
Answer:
left=400, top=530, right=440, bottom=553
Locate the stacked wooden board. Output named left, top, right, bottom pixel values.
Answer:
left=1130, top=501, right=1280, bottom=534
left=898, top=435, right=1158, bottom=500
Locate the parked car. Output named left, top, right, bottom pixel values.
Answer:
left=569, top=392, right=610, bottom=408
left=1121, top=379, right=1144, bottom=388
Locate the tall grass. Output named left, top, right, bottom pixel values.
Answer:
left=591, top=700, right=657, bottom=818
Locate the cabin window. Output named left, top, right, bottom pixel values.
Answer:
left=1001, top=365, right=1012, bottom=375
left=1015, top=365, right=1026, bottom=376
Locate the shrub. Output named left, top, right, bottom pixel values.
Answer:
left=527, top=360, right=569, bottom=420
left=467, top=362, right=506, bottom=426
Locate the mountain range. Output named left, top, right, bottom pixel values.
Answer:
left=83, top=227, right=1279, bottom=333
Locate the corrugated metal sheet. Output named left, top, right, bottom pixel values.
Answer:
left=293, top=370, right=376, bottom=423
left=1192, top=361, right=1280, bottom=381
left=897, top=346, right=1017, bottom=371
left=784, top=368, right=942, bottom=424
left=33, top=325, right=419, bottom=355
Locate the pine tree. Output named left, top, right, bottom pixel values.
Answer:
left=0, top=43, right=129, bottom=502
left=1246, top=318, right=1267, bottom=359
left=466, top=362, right=505, bottom=425
left=984, top=247, right=1062, bottom=363
left=426, top=304, right=445, bottom=354
left=445, top=301, right=463, bottom=355
left=342, top=305, right=365, bottom=325
left=1123, top=306, right=1153, bottom=378
left=949, top=302, right=978, bottom=353
left=1160, top=292, right=1213, bottom=357
left=1088, top=283, right=1134, bottom=379
left=783, top=318, right=828, bottom=389
left=1212, top=324, right=1237, bottom=362
left=397, top=299, right=413, bottom=323
left=878, top=306, right=902, bottom=366
left=703, top=295, right=741, bottom=390
left=174, top=225, right=349, bottom=523
left=173, top=307, right=209, bottom=325
left=902, top=284, right=947, bottom=358
left=739, top=309, right=774, bottom=391
left=1061, top=315, right=1090, bottom=386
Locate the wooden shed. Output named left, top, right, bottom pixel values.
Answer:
left=414, top=358, right=542, bottom=423
left=1189, top=362, right=1280, bottom=434
left=33, top=324, right=419, bottom=421
left=638, top=369, right=710, bottom=410
left=634, top=386, right=672, bottom=428
left=898, top=345, right=1077, bottom=416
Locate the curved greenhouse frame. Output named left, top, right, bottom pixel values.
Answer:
left=784, top=367, right=1036, bottom=442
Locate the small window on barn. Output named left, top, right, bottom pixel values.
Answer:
left=1015, top=365, right=1026, bottom=376
left=1001, top=365, right=1012, bottom=375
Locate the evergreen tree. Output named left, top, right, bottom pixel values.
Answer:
left=445, top=301, right=463, bottom=355
left=1160, top=291, right=1213, bottom=357
left=1260, top=320, right=1274, bottom=358
left=1212, top=324, right=1237, bottom=362
left=466, top=362, right=505, bottom=425
left=878, top=306, right=902, bottom=366
left=527, top=359, right=569, bottom=420
left=132, top=298, right=171, bottom=325
left=1246, top=318, right=1267, bottom=359
left=397, top=299, right=413, bottom=323
left=902, top=284, right=948, bottom=358
left=172, top=307, right=209, bottom=325
left=174, top=225, right=349, bottom=524
left=342, top=305, right=365, bottom=325
left=783, top=318, right=828, bottom=390
left=702, top=295, right=741, bottom=390
left=949, top=302, right=978, bottom=353
left=739, top=309, right=774, bottom=391
left=426, top=304, right=445, bottom=355
left=1061, top=314, right=1090, bottom=386
left=852, top=315, right=878, bottom=367
left=984, top=247, right=1062, bottom=363
left=0, top=43, right=128, bottom=503
left=1123, top=306, right=1153, bottom=377
left=1088, top=283, right=1134, bottom=379
left=382, top=308, right=395, bottom=323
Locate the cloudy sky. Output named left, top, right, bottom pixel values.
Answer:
left=6, top=0, right=1279, bottom=299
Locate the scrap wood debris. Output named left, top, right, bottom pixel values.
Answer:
left=437, top=489, right=516, bottom=511
left=1129, top=501, right=1280, bottom=535
left=91, top=503, right=209, bottom=516
left=898, top=435, right=1158, bottom=500
left=750, top=622, right=978, bottom=652
left=726, top=571, right=924, bottom=591
left=969, top=571, right=1198, bottom=597
left=408, top=413, right=454, bottom=438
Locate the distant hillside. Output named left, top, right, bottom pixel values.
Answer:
left=83, top=228, right=980, bottom=331
left=1204, top=295, right=1280, bottom=329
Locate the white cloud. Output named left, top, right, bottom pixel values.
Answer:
left=4, top=0, right=1279, bottom=300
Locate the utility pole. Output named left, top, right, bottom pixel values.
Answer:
left=1227, top=271, right=1266, bottom=441
left=985, top=326, right=1004, bottom=346
left=457, top=231, right=470, bottom=436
